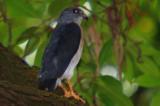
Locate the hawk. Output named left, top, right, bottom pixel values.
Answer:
left=38, top=7, right=87, bottom=102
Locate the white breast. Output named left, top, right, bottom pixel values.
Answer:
left=56, top=39, right=83, bottom=86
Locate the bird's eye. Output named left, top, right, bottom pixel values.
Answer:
left=73, top=9, right=79, bottom=14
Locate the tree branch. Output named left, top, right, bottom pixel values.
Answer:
left=0, top=44, right=87, bottom=106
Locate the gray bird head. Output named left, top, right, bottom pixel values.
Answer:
left=57, top=7, right=88, bottom=25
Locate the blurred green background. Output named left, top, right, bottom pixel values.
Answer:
left=0, top=0, right=160, bottom=106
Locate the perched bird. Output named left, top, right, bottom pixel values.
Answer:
left=38, top=7, right=88, bottom=102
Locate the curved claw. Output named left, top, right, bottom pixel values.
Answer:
left=58, top=80, right=85, bottom=103
left=66, top=80, right=85, bottom=103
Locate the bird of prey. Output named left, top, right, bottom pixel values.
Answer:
left=38, top=7, right=87, bottom=102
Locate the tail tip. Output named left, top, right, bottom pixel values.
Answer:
left=38, top=78, right=57, bottom=92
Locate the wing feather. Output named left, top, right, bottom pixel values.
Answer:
left=39, top=23, right=81, bottom=80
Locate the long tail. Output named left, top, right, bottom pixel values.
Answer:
left=38, top=78, right=57, bottom=92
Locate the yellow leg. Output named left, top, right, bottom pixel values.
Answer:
left=58, top=84, right=70, bottom=97
left=66, top=80, right=85, bottom=103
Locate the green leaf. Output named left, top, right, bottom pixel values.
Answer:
left=128, top=16, right=156, bottom=42
left=136, top=57, right=160, bottom=77
left=123, top=54, right=135, bottom=81
left=151, top=91, right=160, bottom=106
left=153, top=56, right=160, bottom=68
left=90, top=0, right=107, bottom=13
left=79, top=0, right=87, bottom=5
left=80, top=45, right=92, bottom=64
left=16, top=27, right=38, bottom=45
left=135, top=74, right=160, bottom=87
left=0, top=22, right=8, bottom=46
left=98, top=93, right=115, bottom=106
left=48, top=0, right=73, bottom=17
left=29, top=0, right=52, bottom=17
left=34, top=35, right=48, bottom=66
left=99, top=39, right=113, bottom=66
left=23, top=37, right=40, bottom=57
left=75, top=84, right=93, bottom=105
left=78, top=62, right=96, bottom=73
left=13, top=46, right=24, bottom=57
left=5, top=0, right=41, bottom=18
left=141, top=42, right=160, bottom=56
left=99, top=0, right=113, bottom=6
left=95, top=76, right=133, bottom=106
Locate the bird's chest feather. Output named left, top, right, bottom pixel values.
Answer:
left=61, top=38, right=83, bottom=80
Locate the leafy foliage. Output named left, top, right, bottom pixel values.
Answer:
left=0, top=0, right=160, bottom=106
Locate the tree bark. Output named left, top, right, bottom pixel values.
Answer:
left=0, top=44, right=87, bottom=106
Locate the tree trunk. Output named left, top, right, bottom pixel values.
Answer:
left=0, top=44, right=87, bottom=106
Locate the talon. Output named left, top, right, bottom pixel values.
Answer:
left=64, top=90, right=71, bottom=98
left=70, top=91, right=85, bottom=103
left=66, top=80, right=85, bottom=103
left=58, top=84, right=69, bottom=97
left=58, top=80, right=85, bottom=103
